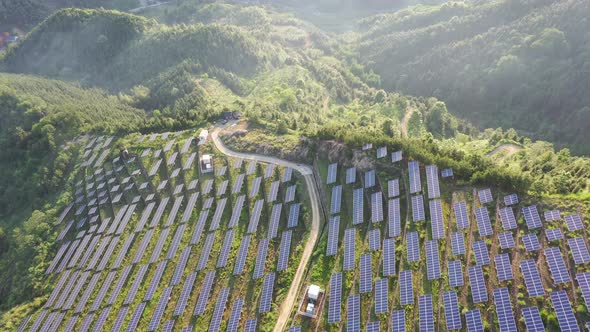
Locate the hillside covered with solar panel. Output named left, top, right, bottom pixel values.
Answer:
left=2, top=1, right=590, bottom=332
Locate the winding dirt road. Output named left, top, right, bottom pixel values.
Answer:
left=211, top=127, right=321, bottom=332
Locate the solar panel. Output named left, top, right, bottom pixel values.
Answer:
left=522, top=306, right=545, bottom=332
left=407, top=231, right=420, bottom=262
left=377, top=146, right=387, bottom=158
left=550, top=291, right=579, bottom=332
left=498, top=232, right=515, bottom=249
left=504, top=193, right=518, bottom=206
left=499, top=207, right=517, bottom=230
left=443, top=291, right=461, bottom=330
left=522, top=205, right=543, bottom=229
left=29, top=310, right=48, bottom=332
left=331, top=185, right=342, bottom=214
left=216, top=165, right=227, bottom=177
left=544, top=209, right=561, bottom=221
left=87, top=269, right=115, bottom=311
left=217, top=180, right=228, bottom=196
left=577, top=272, right=590, bottom=311
left=493, top=288, right=517, bottom=332
left=353, top=188, right=364, bottom=225
left=228, top=195, right=245, bottom=229
left=268, top=204, right=282, bottom=239
left=126, top=302, right=146, bottom=332
left=107, top=265, right=133, bottom=305
left=346, top=167, right=356, bottom=184
left=17, top=314, right=32, bottom=332
left=425, top=165, right=440, bottom=199
left=347, top=294, right=360, bottom=332
left=391, top=309, right=406, bottom=332
left=545, top=247, right=571, bottom=284
left=277, top=230, right=293, bottom=271
left=217, top=229, right=235, bottom=268
left=149, top=227, right=170, bottom=263
left=173, top=271, right=197, bottom=316
left=565, top=214, right=583, bottom=231
left=472, top=240, right=490, bottom=266
left=568, top=237, right=590, bottom=264
left=79, top=313, right=95, bottom=332
left=388, top=198, right=401, bottom=237
left=209, top=287, right=230, bottom=332
left=478, top=188, right=493, bottom=204
left=474, top=207, right=492, bottom=236
left=282, top=167, right=293, bottom=183
left=342, top=228, right=356, bottom=271
left=123, top=264, right=148, bottom=305
left=327, top=216, right=340, bottom=256
left=135, top=201, right=156, bottom=232
left=143, top=260, right=167, bottom=301
left=371, top=192, right=384, bottom=223
left=411, top=195, right=425, bottom=222
left=327, top=163, right=337, bottom=184
left=234, top=158, right=243, bottom=169
left=171, top=246, right=192, bottom=286
left=209, top=197, right=227, bottom=231
left=233, top=235, right=251, bottom=275
left=366, top=321, right=380, bottom=332
left=233, top=174, right=246, bottom=194
left=180, top=138, right=192, bottom=154
left=362, top=143, right=372, bottom=151
left=227, top=298, right=244, bottom=332
left=46, top=241, right=71, bottom=274
left=149, top=197, right=170, bottom=228
left=166, top=223, right=187, bottom=260
left=167, top=151, right=178, bottom=166
left=197, top=232, right=215, bottom=271
left=249, top=177, right=262, bottom=198
left=268, top=181, right=280, bottom=203
left=246, top=160, right=257, bottom=175
left=546, top=228, right=564, bottom=241
left=494, top=253, right=513, bottom=281
left=368, top=229, right=381, bottom=251
left=93, top=306, right=112, bottom=332
left=63, top=271, right=90, bottom=310
left=183, top=152, right=196, bottom=170
left=202, top=179, right=213, bottom=195
left=162, top=320, right=175, bottom=332
left=132, top=229, right=154, bottom=264
left=448, top=260, right=463, bottom=287
left=468, top=266, right=487, bottom=303
left=111, top=306, right=129, bottom=332
left=520, top=260, right=545, bottom=297
left=284, top=184, right=296, bottom=203
left=328, top=272, right=342, bottom=323
left=259, top=272, right=275, bottom=313
left=374, top=278, right=388, bottom=314
left=465, top=310, right=483, bottom=332
left=359, top=253, right=372, bottom=293
left=400, top=270, right=414, bottom=305
left=247, top=199, right=264, bottom=233
left=253, top=239, right=269, bottom=279
left=522, top=233, right=541, bottom=252
left=426, top=240, right=441, bottom=280
left=408, top=161, right=422, bottom=193
left=441, top=168, right=453, bottom=178
left=450, top=232, right=465, bottom=256
left=429, top=200, right=444, bottom=239
left=418, top=295, right=434, bottom=332
left=287, top=203, right=301, bottom=228
left=365, top=170, right=376, bottom=188
left=148, top=286, right=173, bottom=331
left=264, top=163, right=275, bottom=179
left=194, top=271, right=216, bottom=316
left=244, top=319, right=257, bottom=332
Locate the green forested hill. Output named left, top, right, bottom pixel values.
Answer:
left=355, top=0, right=590, bottom=154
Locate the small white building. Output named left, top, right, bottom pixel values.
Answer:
left=200, top=154, right=213, bottom=173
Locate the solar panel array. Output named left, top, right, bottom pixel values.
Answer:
left=451, top=232, right=465, bottom=256
left=545, top=247, right=571, bottom=284
left=232, top=173, right=244, bottom=194
left=411, top=194, right=425, bottom=222
left=465, top=310, right=483, bottom=332
left=472, top=240, right=490, bottom=266
left=359, top=254, right=372, bottom=293
left=391, top=310, right=405, bottom=332
left=478, top=188, right=493, bottom=204
left=498, top=232, right=515, bottom=249
left=546, top=228, right=564, bottom=241
left=425, top=165, right=440, bottom=198
left=448, top=260, right=463, bottom=287
left=371, top=192, right=383, bottom=223
left=209, top=287, right=230, bottom=332
left=287, top=203, right=301, bottom=228
left=577, top=272, right=590, bottom=310
left=277, top=230, right=292, bottom=271
left=418, top=295, right=434, bottom=332
left=365, top=170, right=376, bottom=188
left=453, top=201, right=469, bottom=229
left=388, top=198, right=401, bottom=237
left=383, top=238, right=396, bottom=277
left=522, top=306, right=545, bottom=332
left=331, top=185, right=342, bottom=214
left=443, top=291, right=461, bottom=330
left=328, top=272, right=342, bottom=323
left=568, top=237, right=590, bottom=264
left=282, top=167, right=292, bottom=183
left=249, top=177, right=261, bottom=198
left=227, top=298, right=244, bottom=332
left=353, top=188, right=364, bottom=225
left=504, top=193, right=518, bottom=206
left=387, top=179, right=399, bottom=198
left=544, top=209, right=561, bottom=221
left=429, top=200, right=444, bottom=239
left=247, top=199, right=264, bottom=233
left=522, top=233, right=541, bottom=252
left=233, top=235, right=251, bottom=275
left=268, top=204, right=282, bottom=239
left=217, top=229, right=235, bottom=268
left=441, top=168, right=453, bottom=178
left=194, top=271, right=216, bottom=316
left=253, top=239, right=269, bottom=279
left=499, top=207, right=517, bottom=230
left=368, top=229, right=381, bottom=251
left=259, top=273, right=275, bottom=313
left=522, top=205, right=543, bottom=229
left=493, top=288, right=517, bottom=332
left=408, top=161, right=422, bottom=194
left=494, top=253, right=513, bottom=281
left=326, top=216, right=340, bottom=256
left=327, top=163, right=337, bottom=184
left=520, top=260, right=545, bottom=297
left=474, top=207, right=492, bottom=236
left=366, top=321, right=380, bottom=332
left=345, top=167, right=356, bottom=184
left=377, top=146, right=387, bottom=158
left=565, top=214, right=583, bottom=231
left=550, top=291, right=579, bottom=332
left=426, top=240, right=441, bottom=280
left=468, top=266, right=487, bottom=303
left=400, top=270, right=414, bottom=305
left=284, top=184, right=296, bottom=203
left=347, top=294, right=360, bottom=332
left=268, top=181, right=280, bottom=203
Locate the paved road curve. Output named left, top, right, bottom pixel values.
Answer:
left=211, top=128, right=321, bottom=332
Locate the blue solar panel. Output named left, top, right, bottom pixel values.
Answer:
left=259, top=272, right=275, bottom=313
left=368, top=229, right=381, bottom=251
left=418, top=295, right=434, bottom=332
left=388, top=179, right=400, bottom=198
left=268, top=181, right=280, bottom=203
left=227, top=298, right=244, bottom=332
left=546, top=228, right=564, bottom=241
left=474, top=207, right=492, bottom=237
left=448, top=260, right=463, bottom=287
left=392, top=309, right=406, bottom=332
left=194, top=271, right=216, bottom=316
left=282, top=167, right=293, bottom=183
left=268, top=203, right=282, bottom=238
left=468, top=266, right=487, bottom=303
left=411, top=195, right=425, bottom=222
left=374, top=279, right=388, bottom=314
left=112, top=306, right=129, bottom=332
left=353, top=188, right=364, bottom=225
left=441, top=168, right=453, bottom=178
left=144, top=260, right=168, bottom=301
left=359, top=254, right=373, bottom=293
left=472, top=240, right=490, bottom=266
left=328, top=272, right=342, bottom=323
left=90, top=270, right=116, bottom=311
left=504, top=194, right=518, bottom=206
left=149, top=197, right=170, bottom=228
left=443, top=291, right=461, bottom=330
left=544, top=209, right=561, bottom=221
left=284, top=184, right=296, bottom=203
left=217, top=229, right=235, bottom=268
left=197, top=232, right=215, bottom=271
left=550, top=291, right=579, bottom=332
left=407, top=232, right=420, bottom=263
left=233, top=235, right=251, bottom=275
left=499, top=207, right=517, bottom=230
left=565, top=214, right=583, bottom=231
left=149, top=227, right=170, bottom=263
left=522, top=205, right=543, bottom=229
left=216, top=165, right=227, bottom=177
left=494, top=253, right=513, bottom=281
left=246, top=161, right=257, bottom=175
left=94, top=306, right=112, bottom=332
left=190, top=209, right=208, bottom=245
left=365, top=170, right=376, bottom=188
left=377, top=146, right=387, bottom=158
left=429, top=200, right=444, bottom=239
left=327, top=216, right=340, bottom=256
left=264, top=163, right=275, bottom=179
left=426, top=240, right=441, bottom=280
left=174, top=272, right=197, bottom=316
left=170, top=246, right=192, bottom=286
left=408, top=161, right=421, bottom=194
left=383, top=238, right=396, bottom=277
left=522, top=233, right=541, bottom=252
left=400, top=270, right=414, bottom=305
left=568, top=237, right=590, bottom=264
left=388, top=198, right=401, bottom=237
left=371, top=192, right=384, bottom=223
left=522, top=306, right=545, bottom=332
left=347, top=294, right=360, bottom=332
left=366, top=321, right=380, bottom=332
left=247, top=199, right=264, bottom=233
left=465, top=310, right=483, bottom=332
left=545, top=247, right=571, bottom=284
left=162, top=320, right=175, bottom=332
left=202, top=179, right=214, bottom=195
left=577, top=272, right=590, bottom=311
left=233, top=174, right=245, bottom=194
left=166, top=223, right=187, bottom=260
left=425, top=165, right=440, bottom=199
left=478, top=188, right=493, bottom=204
left=327, top=163, right=337, bottom=184
left=244, top=319, right=257, bottom=332
left=107, top=265, right=132, bottom=305
left=111, top=233, right=135, bottom=270
left=493, top=288, right=517, bottom=332
left=208, top=287, right=230, bottom=332
left=123, top=264, right=148, bottom=305
left=253, top=238, right=269, bottom=279
left=249, top=177, right=262, bottom=198
left=217, top=180, right=228, bottom=196
left=520, top=260, right=545, bottom=297
left=126, top=302, right=146, bottom=332
left=391, top=150, right=402, bottom=162
left=451, top=232, right=465, bottom=255
left=344, top=228, right=356, bottom=271
left=277, top=230, right=293, bottom=271
left=498, top=232, right=515, bottom=249
left=453, top=201, right=469, bottom=229
left=209, top=197, right=227, bottom=231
